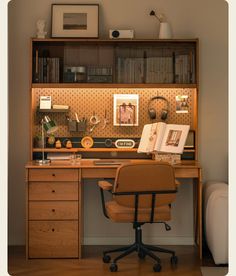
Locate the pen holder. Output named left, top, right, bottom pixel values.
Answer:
left=68, top=120, right=77, bottom=132
left=77, top=121, right=87, bottom=132
left=68, top=120, right=87, bottom=132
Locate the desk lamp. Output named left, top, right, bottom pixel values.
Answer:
left=36, top=115, right=58, bottom=165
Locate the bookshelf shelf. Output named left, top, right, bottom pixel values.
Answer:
left=33, top=147, right=195, bottom=153
left=33, top=147, right=138, bottom=153
left=31, top=38, right=198, bottom=86
left=37, top=107, right=70, bottom=113
left=32, top=83, right=197, bottom=89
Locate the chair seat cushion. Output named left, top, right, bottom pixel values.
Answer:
left=106, top=200, right=171, bottom=223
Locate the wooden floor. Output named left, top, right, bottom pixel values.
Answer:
left=8, top=245, right=202, bottom=276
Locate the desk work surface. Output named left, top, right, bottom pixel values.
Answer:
left=26, top=159, right=201, bottom=169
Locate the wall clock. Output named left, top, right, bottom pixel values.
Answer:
left=81, top=136, right=94, bottom=149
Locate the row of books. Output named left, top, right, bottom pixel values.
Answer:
left=175, top=53, right=195, bottom=84
left=116, top=53, right=195, bottom=84
left=33, top=54, right=195, bottom=84
left=116, top=57, right=145, bottom=83
left=146, top=56, right=173, bottom=83
left=34, top=57, right=60, bottom=83
left=87, top=65, right=112, bottom=76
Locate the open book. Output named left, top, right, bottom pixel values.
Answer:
left=138, top=122, right=190, bottom=154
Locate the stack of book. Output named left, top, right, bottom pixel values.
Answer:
left=87, top=65, right=113, bottom=83
left=116, top=57, right=145, bottom=83
left=116, top=51, right=195, bottom=84
left=174, top=52, right=195, bottom=84
left=34, top=56, right=60, bottom=83
left=146, top=56, right=173, bottom=83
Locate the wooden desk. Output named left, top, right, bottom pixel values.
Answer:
left=25, top=159, right=202, bottom=259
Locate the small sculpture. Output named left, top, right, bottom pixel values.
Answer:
left=66, top=140, right=73, bottom=149
left=55, top=139, right=62, bottom=149
left=36, top=19, right=47, bottom=39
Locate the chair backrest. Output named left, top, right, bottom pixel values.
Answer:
left=113, top=162, right=176, bottom=208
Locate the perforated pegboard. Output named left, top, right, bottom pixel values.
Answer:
left=32, top=88, right=196, bottom=138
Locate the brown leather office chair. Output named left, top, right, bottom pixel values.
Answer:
left=98, top=162, right=179, bottom=272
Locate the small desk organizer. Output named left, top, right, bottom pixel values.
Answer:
left=68, top=120, right=87, bottom=132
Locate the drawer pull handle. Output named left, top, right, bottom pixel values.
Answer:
left=52, top=174, right=56, bottom=177
left=52, top=228, right=55, bottom=232
left=52, top=209, right=55, bottom=212
left=52, top=190, right=55, bottom=193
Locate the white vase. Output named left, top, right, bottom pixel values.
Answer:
left=159, top=22, right=172, bottom=39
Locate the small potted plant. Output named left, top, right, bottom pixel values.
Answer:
left=34, top=135, right=45, bottom=148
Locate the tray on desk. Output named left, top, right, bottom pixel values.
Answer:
left=94, top=160, right=125, bottom=166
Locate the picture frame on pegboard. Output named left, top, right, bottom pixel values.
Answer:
left=113, top=94, right=139, bottom=126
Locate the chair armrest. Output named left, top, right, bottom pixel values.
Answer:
left=98, top=181, right=112, bottom=219
left=98, top=180, right=113, bottom=191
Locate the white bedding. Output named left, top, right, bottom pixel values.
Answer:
left=204, top=181, right=228, bottom=264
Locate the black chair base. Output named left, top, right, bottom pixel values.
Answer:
left=102, top=224, right=178, bottom=272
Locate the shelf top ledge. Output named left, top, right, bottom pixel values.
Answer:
left=31, top=37, right=199, bottom=43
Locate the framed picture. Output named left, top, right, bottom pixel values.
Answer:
left=51, top=4, right=99, bottom=38
left=113, top=94, right=139, bottom=126
left=175, top=95, right=189, bottom=113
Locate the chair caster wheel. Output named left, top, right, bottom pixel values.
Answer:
left=110, top=263, right=118, bottom=272
left=103, top=255, right=111, bottom=263
left=153, top=263, right=162, bottom=272
left=138, top=251, right=146, bottom=259
left=171, top=255, right=178, bottom=265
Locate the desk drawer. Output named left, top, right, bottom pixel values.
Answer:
left=28, top=221, right=78, bottom=258
left=29, top=169, right=79, bottom=182
left=29, top=182, right=78, bottom=201
left=81, top=168, right=117, bottom=178
left=175, top=168, right=199, bottom=178
left=29, top=201, right=78, bottom=220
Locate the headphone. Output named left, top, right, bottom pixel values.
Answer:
left=148, top=96, right=170, bottom=121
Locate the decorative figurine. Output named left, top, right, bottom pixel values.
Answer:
left=66, top=140, right=73, bottom=149
left=36, top=19, right=47, bottom=38
left=55, top=139, right=62, bottom=149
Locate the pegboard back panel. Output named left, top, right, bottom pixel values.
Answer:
left=32, top=88, right=196, bottom=138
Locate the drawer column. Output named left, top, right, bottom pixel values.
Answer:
left=26, top=168, right=80, bottom=259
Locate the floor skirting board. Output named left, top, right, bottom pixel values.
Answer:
left=9, top=237, right=194, bottom=246
left=83, top=237, right=194, bottom=245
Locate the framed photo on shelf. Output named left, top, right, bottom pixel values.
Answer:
left=51, top=4, right=99, bottom=38
left=113, top=94, right=139, bottom=126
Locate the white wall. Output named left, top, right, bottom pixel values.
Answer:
left=8, top=0, right=228, bottom=245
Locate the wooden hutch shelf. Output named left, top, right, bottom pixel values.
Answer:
left=32, top=83, right=197, bottom=89
left=33, top=147, right=138, bottom=153
left=30, top=38, right=199, bottom=160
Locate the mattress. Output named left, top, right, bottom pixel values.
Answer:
left=204, top=181, right=228, bottom=264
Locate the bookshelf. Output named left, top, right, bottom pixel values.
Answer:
left=30, top=38, right=199, bottom=159
left=31, top=38, right=198, bottom=86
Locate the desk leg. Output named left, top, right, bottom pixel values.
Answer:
left=79, top=169, right=83, bottom=258
left=194, top=169, right=202, bottom=259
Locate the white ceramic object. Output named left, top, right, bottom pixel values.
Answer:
left=36, top=19, right=47, bottom=39
left=159, top=22, right=172, bottom=39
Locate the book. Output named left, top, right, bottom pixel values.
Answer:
left=52, top=104, right=69, bottom=110
left=47, top=153, right=73, bottom=160
left=40, top=96, right=51, bottom=109
left=138, top=122, right=190, bottom=154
